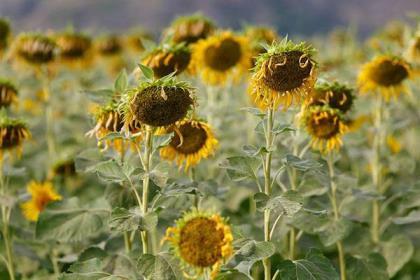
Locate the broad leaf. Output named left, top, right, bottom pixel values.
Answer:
left=114, top=69, right=128, bottom=93
left=254, top=191, right=303, bottom=217
left=382, top=234, right=413, bottom=277
left=109, top=207, right=157, bottom=232
left=346, top=253, right=389, bottom=280
left=137, top=253, right=182, bottom=280
left=221, top=156, right=261, bottom=183
left=319, top=218, right=353, bottom=247
left=232, top=240, right=275, bottom=276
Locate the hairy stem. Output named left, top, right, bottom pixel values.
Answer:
left=327, top=153, right=346, bottom=280
left=263, top=106, right=274, bottom=280
left=141, top=126, right=153, bottom=254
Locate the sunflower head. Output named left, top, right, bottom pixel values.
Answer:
left=159, top=119, right=218, bottom=170
left=20, top=181, right=61, bottom=222
left=166, top=13, right=215, bottom=45
left=87, top=102, right=141, bottom=152
left=121, top=69, right=195, bottom=127
left=406, top=34, right=420, bottom=64
left=164, top=209, right=233, bottom=279
left=56, top=31, right=92, bottom=61
left=190, top=31, right=251, bottom=85
left=0, top=114, right=30, bottom=158
left=244, top=25, right=278, bottom=62
left=95, top=35, right=122, bottom=56
left=358, top=55, right=411, bottom=101
left=0, top=18, right=11, bottom=51
left=308, top=81, right=354, bottom=113
left=249, top=38, right=317, bottom=110
left=0, top=78, right=18, bottom=108
left=12, top=33, right=56, bottom=65
left=301, top=105, right=348, bottom=153
left=52, top=159, right=77, bottom=177
left=143, top=43, right=191, bottom=78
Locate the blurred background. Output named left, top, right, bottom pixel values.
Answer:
left=0, top=0, right=419, bottom=38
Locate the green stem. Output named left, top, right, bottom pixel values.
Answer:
left=327, top=153, right=346, bottom=280
left=40, top=69, right=56, bottom=165
left=123, top=232, right=132, bottom=253
left=263, top=106, right=274, bottom=280
left=371, top=95, right=383, bottom=244
left=287, top=165, right=297, bottom=259
left=141, top=126, right=153, bottom=254
left=0, top=158, right=15, bottom=280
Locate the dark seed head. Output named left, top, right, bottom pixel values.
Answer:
left=262, top=51, right=313, bottom=92
left=172, top=20, right=214, bottom=45
left=146, top=50, right=191, bottom=78
left=370, top=60, right=409, bottom=87
left=16, top=35, right=56, bottom=64
left=132, top=86, right=193, bottom=127
left=169, top=122, right=207, bottom=154
left=57, top=34, right=91, bottom=59
left=204, top=38, right=241, bottom=71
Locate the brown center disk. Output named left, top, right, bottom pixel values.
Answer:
left=98, top=37, right=121, bottom=55
left=204, top=38, right=242, bottom=71
left=262, top=51, right=313, bottom=92
left=0, top=125, right=26, bottom=149
left=173, top=21, right=213, bottom=45
left=101, top=111, right=124, bottom=132
left=179, top=217, right=224, bottom=267
left=310, top=89, right=353, bottom=113
left=148, top=51, right=191, bottom=78
left=132, top=86, right=192, bottom=127
left=169, top=123, right=207, bottom=154
left=370, top=60, right=409, bottom=86
left=19, top=39, right=55, bottom=64
left=308, top=112, right=340, bottom=139
left=58, top=36, right=91, bottom=59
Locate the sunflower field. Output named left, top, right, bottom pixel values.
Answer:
left=0, top=11, right=419, bottom=280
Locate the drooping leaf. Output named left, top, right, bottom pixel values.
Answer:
left=82, top=89, right=114, bottom=105
left=138, top=64, right=154, bottom=80
left=232, top=240, right=276, bottom=276
left=221, top=156, right=262, bottom=183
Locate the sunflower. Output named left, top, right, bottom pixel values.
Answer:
left=20, top=181, right=61, bottom=222
left=358, top=55, right=411, bottom=101
left=0, top=78, right=18, bottom=108
left=164, top=209, right=233, bottom=279
left=244, top=25, right=278, bottom=66
left=126, top=30, right=152, bottom=53
left=143, top=43, right=191, bottom=78
left=12, top=33, right=56, bottom=65
left=95, top=35, right=122, bottom=56
left=159, top=119, right=218, bottom=170
left=121, top=72, right=195, bottom=128
left=0, top=18, right=11, bottom=54
left=55, top=31, right=92, bottom=65
left=190, top=31, right=251, bottom=85
left=249, top=38, right=317, bottom=110
left=165, top=13, right=216, bottom=45
left=405, top=34, right=420, bottom=73
left=86, top=102, right=142, bottom=152
left=301, top=105, right=348, bottom=152
left=0, top=115, right=30, bottom=159
left=307, top=81, right=354, bottom=113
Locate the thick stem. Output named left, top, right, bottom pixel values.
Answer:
left=371, top=95, right=383, bottom=244
left=327, top=153, right=346, bottom=280
left=287, top=166, right=297, bottom=259
left=0, top=158, right=15, bottom=280
left=263, top=106, right=274, bottom=280
left=141, top=126, right=153, bottom=254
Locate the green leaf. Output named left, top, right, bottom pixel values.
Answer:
left=255, top=191, right=303, bottom=217
left=393, top=210, right=420, bottom=224
left=216, top=271, right=250, bottom=280
left=75, top=149, right=106, bottom=173
left=382, top=234, right=413, bottom=277
left=160, top=182, right=197, bottom=196
left=277, top=249, right=339, bottom=280
left=138, top=64, right=154, bottom=80
left=149, top=162, right=170, bottom=188
left=153, top=133, right=174, bottom=151
left=36, top=198, right=110, bottom=242
left=221, top=156, right=262, bottom=183
left=82, top=89, right=114, bottom=105
left=242, top=145, right=268, bottom=157
left=284, top=155, right=323, bottom=172
left=272, top=124, right=295, bottom=135
left=137, top=253, right=182, bottom=280
left=291, top=210, right=329, bottom=234
left=346, top=253, right=389, bottom=280
left=241, top=107, right=266, bottom=119
left=114, top=69, right=128, bottom=93
left=109, top=207, right=158, bottom=232
left=233, top=240, right=275, bottom=276
left=319, top=218, right=353, bottom=247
